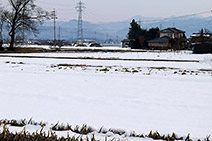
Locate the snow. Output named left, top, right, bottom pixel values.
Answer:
left=19, top=45, right=127, bottom=50
left=1, top=50, right=211, bottom=61
left=0, top=50, right=212, bottom=140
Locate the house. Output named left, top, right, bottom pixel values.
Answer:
left=159, top=28, right=185, bottom=39
left=190, top=33, right=212, bottom=54
left=148, top=36, right=171, bottom=49
left=121, top=39, right=135, bottom=48
left=193, top=42, right=212, bottom=54
left=190, top=33, right=212, bottom=45
left=147, top=27, right=187, bottom=50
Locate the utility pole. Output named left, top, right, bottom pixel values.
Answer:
left=22, top=7, right=25, bottom=45
left=0, top=22, right=3, bottom=47
left=94, top=31, right=96, bottom=42
left=58, top=26, right=61, bottom=48
left=173, top=22, right=175, bottom=27
left=116, top=35, right=119, bottom=43
left=0, top=21, right=3, bottom=42
left=160, top=24, right=163, bottom=30
left=76, top=1, right=85, bottom=44
left=52, top=9, right=57, bottom=47
left=28, top=30, right=30, bottom=45
left=138, top=19, right=142, bottom=28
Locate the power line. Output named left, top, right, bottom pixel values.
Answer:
left=36, top=1, right=75, bottom=7
left=140, top=10, right=212, bottom=23
left=84, top=9, right=212, bottom=24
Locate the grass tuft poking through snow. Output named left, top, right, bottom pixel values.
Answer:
left=1, top=119, right=211, bottom=140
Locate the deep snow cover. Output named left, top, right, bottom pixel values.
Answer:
left=0, top=50, right=212, bottom=140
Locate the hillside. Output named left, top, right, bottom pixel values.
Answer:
left=2, top=16, right=212, bottom=41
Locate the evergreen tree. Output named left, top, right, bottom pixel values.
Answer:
left=127, top=19, right=159, bottom=49
left=147, top=27, right=159, bottom=39
left=200, top=28, right=204, bottom=43
left=128, top=19, right=142, bottom=39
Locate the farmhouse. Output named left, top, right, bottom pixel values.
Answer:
left=193, top=42, right=212, bottom=54
left=148, top=27, right=187, bottom=50
left=190, top=33, right=212, bottom=45
left=148, top=36, right=171, bottom=49
left=122, top=39, right=136, bottom=48
left=191, top=33, right=212, bottom=54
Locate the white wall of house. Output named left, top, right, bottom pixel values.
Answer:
left=160, top=33, right=184, bottom=39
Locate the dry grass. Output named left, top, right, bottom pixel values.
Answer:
left=0, top=47, right=49, bottom=53
left=0, top=119, right=211, bottom=141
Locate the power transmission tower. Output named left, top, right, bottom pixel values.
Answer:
left=76, top=1, right=85, bottom=44
left=52, top=9, right=57, bottom=47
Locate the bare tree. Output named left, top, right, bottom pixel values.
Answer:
left=4, top=0, right=49, bottom=50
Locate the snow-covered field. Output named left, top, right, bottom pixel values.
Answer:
left=1, top=50, right=211, bottom=61
left=0, top=50, right=212, bottom=140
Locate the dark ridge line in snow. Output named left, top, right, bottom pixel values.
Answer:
left=0, top=55, right=200, bottom=63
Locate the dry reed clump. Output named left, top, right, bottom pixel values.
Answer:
left=0, top=123, right=92, bottom=141
left=147, top=131, right=183, bottom=141
left=0, top=119, right=211, bottom=141
left=0, top=119, right=46, bottom=127
left=52, top=122, right=95, bottom=135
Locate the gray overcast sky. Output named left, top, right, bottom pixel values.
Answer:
left=1, top=0, right=212, bottom=22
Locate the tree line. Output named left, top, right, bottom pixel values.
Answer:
left=0, top=0, right=49, bottom=50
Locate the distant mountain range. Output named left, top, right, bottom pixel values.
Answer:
left=8, top=15, right=212, bottom=41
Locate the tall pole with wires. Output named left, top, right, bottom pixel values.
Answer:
left=58, top=26, right=61, bottom=48
left=138, top=19, right=142, bottom=28
left=52, top=9, right=57, bottom=47
left=94, top=31, right=96, bottom=42
left=76, top=1, right=85, bottom=44
left=22, top=6, right=26, bottom=45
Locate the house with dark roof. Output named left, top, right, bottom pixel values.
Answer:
left=190, top=33, right=212, bottom=45
left=148, top=36, right=171, bottom=49
left=121, top=39, right=136, bottom=48
left=193, top=42, right=212, bottom=54
left=190, top=33, right=212, bottom=54
left=148, top=28, right=188, bottom=50
left=159, top=28, right=185, bottom=39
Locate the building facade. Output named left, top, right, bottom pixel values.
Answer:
left=148, top=28, right=187, bottom=50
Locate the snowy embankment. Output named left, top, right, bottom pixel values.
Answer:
left=0, top=51, right=212, bottom=140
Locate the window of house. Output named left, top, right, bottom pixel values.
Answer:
left=168, top=34, right=172, bottom=37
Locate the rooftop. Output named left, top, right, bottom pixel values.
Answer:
left=159, top=28, right=185, bottom=33
left=147, top=36, right=171, bottom=43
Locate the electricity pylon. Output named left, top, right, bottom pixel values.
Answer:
left=76, top=1, right=85, bottom=43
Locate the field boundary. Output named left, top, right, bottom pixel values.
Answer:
left=0, top=55, right=200, bottom=63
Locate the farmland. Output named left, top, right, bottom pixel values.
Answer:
left=0, top=50, right=212, bottom=140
